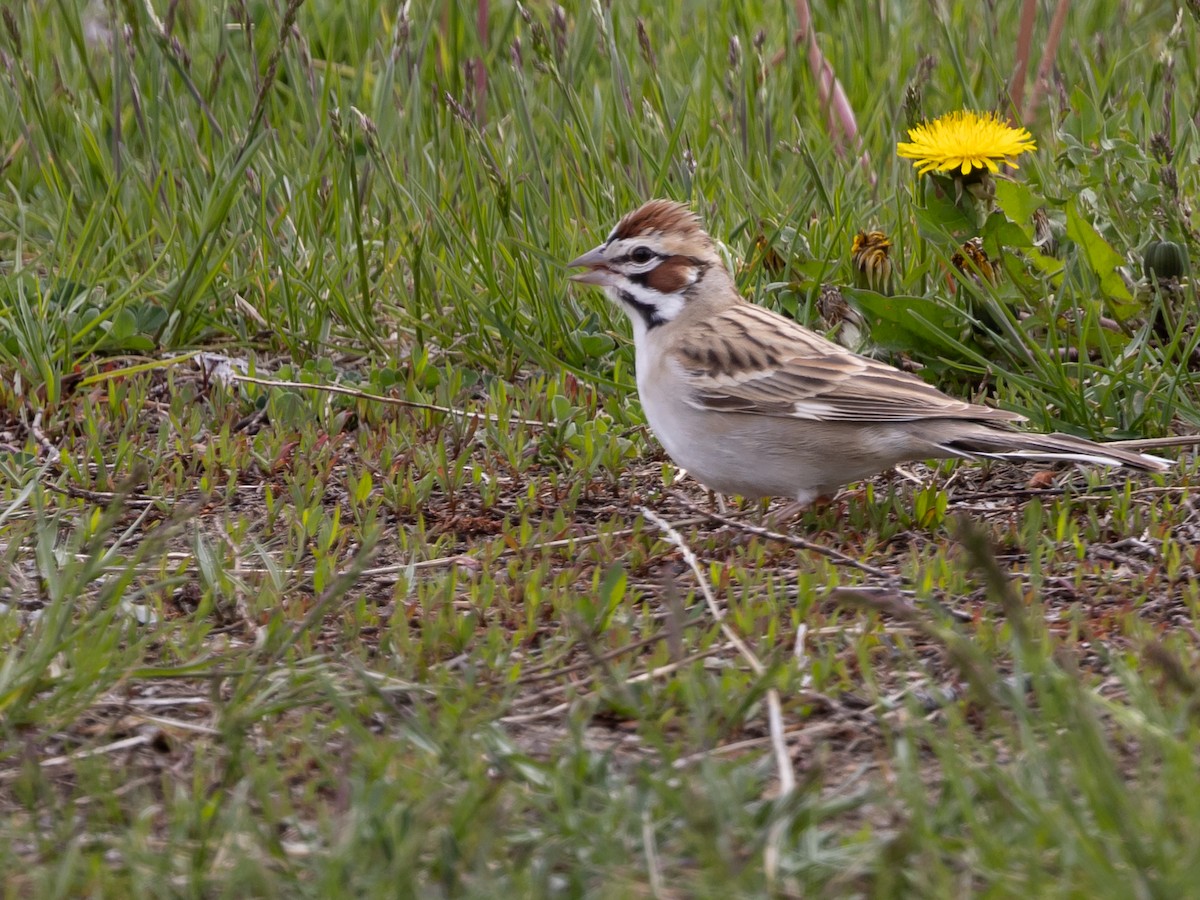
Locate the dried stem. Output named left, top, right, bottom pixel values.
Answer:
left=641, top=508, right=796, bottom=889
left=1023, top=0, right=1070, bottom=121
left=1008, top=0, right=1038, bottom=113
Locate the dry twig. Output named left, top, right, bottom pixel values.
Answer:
left=641, top=508, right=797, bottom=890
left=229, top=373, right=550, bottom=428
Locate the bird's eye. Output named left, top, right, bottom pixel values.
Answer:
left=630, top=247, right=655, bottom=264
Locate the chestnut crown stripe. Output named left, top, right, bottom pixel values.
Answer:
left=610, top=199, right=709, bottom=243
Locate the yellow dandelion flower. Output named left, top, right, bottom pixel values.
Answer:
left=897, top=111, right=1037, bottom=176
left=752, top=234, right=786, bottom=276
left=951, top=237, right=999, bottom=285
left=850, top=230, right=893, bottom=294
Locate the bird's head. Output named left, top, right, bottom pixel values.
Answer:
left=568, top=199, right=727, bottom=329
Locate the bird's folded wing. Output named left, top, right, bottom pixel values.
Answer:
left=673, top=306, right=1022, bottom=425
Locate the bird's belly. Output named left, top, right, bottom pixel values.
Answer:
left=639, top=385, right=917, bottom=500
left=639, top=393, right=805, bottom=499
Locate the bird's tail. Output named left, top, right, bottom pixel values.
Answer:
left=939, top=429, right=1172, bottom=473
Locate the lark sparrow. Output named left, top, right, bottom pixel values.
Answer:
left=568, top=199, right=1169, bottom=505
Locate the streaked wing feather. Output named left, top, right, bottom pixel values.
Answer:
left=675, top=305, right=1022, bottom=425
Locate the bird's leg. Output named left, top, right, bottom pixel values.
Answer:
left=697, top=487, right=733, bottom=515
left=765, top=495, right=834, bottom=531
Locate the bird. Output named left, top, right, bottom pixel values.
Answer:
left=567, top=199, right=1170, bottom=507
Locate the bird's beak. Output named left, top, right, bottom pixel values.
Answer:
left=567, top=245, right=614, bottom=285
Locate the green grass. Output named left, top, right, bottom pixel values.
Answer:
left=2, top=0, right=1200, bottom=895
